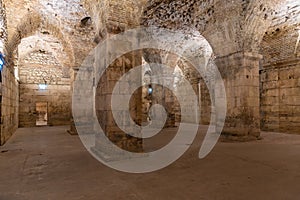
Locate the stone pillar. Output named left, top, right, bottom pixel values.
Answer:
left=200, top=77, right=212, bottom=125
left=92, top=32, right=144, bottom=158
left=216, top=52, right=262, bottom=141
left=68, top=67, right=79, bottom=135
left=150, top=70, right=175, bottom=128
left=176, top=59, right=201, bottom=125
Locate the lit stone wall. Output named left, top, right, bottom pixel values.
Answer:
left=0, top=65, right=19, bottom=145
left=0, top=0, right=19, bottom=145
left=260, top=62, right=300, bottom=134
left=142, top=0, right=263, bottom=140
left=260, top=23, right=300, bottom=134
left=19, top=51, right=71, bottom=127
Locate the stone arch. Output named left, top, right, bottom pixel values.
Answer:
left=258, top=0, right=300, bottom=134
left=6, top=11, right=75, bottom=67
left=239, top=0, right=300, bottom=54
left=6, top=11, right=41, bottom=63
left=41, top=19, right=75, bottom=66
left=140, top=0, right=287, bottom=139
left=18, top=47, right=63, bottom=68
left=259, top=0, right=300, bottom=58
left=20, top=49, right=61, bottom=68
left=140, top=0, right=238, bottom=57
left=241, top=0, right=282, bottom=53
left=18, top=35, right=69, bottom=68
left=141, top=0, right=294, bottom=57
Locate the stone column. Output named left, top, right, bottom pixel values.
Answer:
left=200, top=77, right=212, bottom=125
left=68, top=67, right=79, bottom=135
left=216, top=52, right=262, bottom=141
left=92, top=31, right=144, bottom=159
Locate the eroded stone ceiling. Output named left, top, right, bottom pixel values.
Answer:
left=4, top=0, right=96, bottom=67
left=3, top=0, right=300, bottom=68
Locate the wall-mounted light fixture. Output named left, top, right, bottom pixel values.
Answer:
left=39, top=78, right=47, bottom=90
left=148, top=84, right=153, bottom=95
left=0, top=53, right=5, bottom=71
left=38, top=84, right=47, bottom=90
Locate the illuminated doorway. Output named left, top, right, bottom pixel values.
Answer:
left=36, top=102, right=48, bottom=126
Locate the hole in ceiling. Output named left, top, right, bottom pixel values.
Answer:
left=41, top=31, right=50, bottom=35
left=81, top=17, right=91, bottom=26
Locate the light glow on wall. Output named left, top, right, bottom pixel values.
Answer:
left=0, top=53, right=5, bottom=71
left=148, top=87, right=153, bottom=95
left=39, top=84, right=48, bottom=90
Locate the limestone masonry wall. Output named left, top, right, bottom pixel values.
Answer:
left=0, top=0, right=19, bottom=145
left=260, top=16, right=300, bottom=134
left=19, top=51, right=71, bottom=127
left=0, top=66, right=19, bottom=145
left=260, top=61, right=300, bottom=134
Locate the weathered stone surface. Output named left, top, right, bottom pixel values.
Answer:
left=0, top=0, right=299, bottom=146
left=260, top=59, right=300, bottom=134
left=18, top=50, right=71, bottom=127
left=215, top=52, right=262, bottom=140
left=95, top=52, right=144, bottom=153
left=0, top=0, right=18, bottom=145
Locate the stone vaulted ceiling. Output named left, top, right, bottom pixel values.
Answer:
left=2, top=0, right=299, bottom=67
left=142, top=0, right=299, bottom=57
left=261, top=0, right=300, bottom=64
left=4, top=0, right=96, bottom=68
left=18, top=35, right=69, bottom=67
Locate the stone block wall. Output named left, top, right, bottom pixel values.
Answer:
left=260, top=60, right=300, bottom=133
left=216, top=52, right=261, bottom=140
left=19, top=84, right=71, bottom=127
left=0, top=67, right=19, bottom=145
left=260, top=23, right=300, bottom=134
left=0, top=0, right=19, bottom=145
left=82, top=0, right=147, bottom=155
left=19, top=51, right=71, bottom=127
left=95, top=51, right=144, bottom=153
